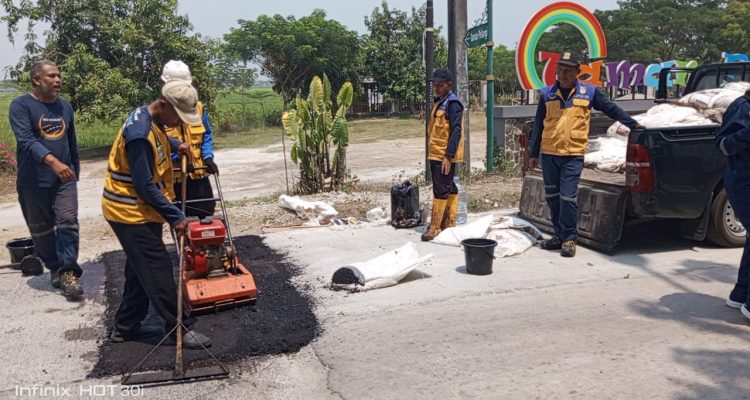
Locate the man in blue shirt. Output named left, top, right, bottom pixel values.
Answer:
left=716, top=90, right=750, bottom=321
left=9, top=60, right=82, bottom=298
left=527, top=52, right=642, bottom=257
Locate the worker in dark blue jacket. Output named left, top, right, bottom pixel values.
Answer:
left=716, top=90, right=750, bottom=321
left=527, top=52, right=642, bottom=257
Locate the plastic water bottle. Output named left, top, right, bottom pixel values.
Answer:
left=454, top=176, right=468, bottom=224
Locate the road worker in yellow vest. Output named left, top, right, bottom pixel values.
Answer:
left=161, top=60, right=217, bottom=219
left=527, top=52, right=643, bottom=257
left=422, top=68, right=465, bottom=242
left=101, top=80, right=211, bottom=348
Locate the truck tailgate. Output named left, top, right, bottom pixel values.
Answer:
left=519, top=170, right=627, bottom=253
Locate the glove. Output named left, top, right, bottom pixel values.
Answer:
left=205, top=157, right=219, bottom=175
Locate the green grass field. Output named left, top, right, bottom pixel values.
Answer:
left=1, top=88, right=487, bottom=154
left=0, top=88, right=286, bottom=152
left=0, top=92, right=120, bottom=152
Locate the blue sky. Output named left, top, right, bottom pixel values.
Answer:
left=0, top=0, right=620, bottom=74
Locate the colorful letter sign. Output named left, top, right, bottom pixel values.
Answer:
left=515, top=1, right=607, bottom=90
left=515, top=2, right=750, bottom=90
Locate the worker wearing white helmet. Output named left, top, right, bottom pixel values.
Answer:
left=161, top=60, right=217, bottom=219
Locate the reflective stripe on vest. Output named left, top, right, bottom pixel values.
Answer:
left=103, top=188, right=137, bottom=205
left=102, top=122, right=175, bottom=224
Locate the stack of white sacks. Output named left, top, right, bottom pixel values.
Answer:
left=584, top=82, right=750, bottom=173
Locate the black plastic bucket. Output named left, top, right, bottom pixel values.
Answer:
left=462, top=238, right=497, bottom=275
left=6, top=238, right=35, bottom=264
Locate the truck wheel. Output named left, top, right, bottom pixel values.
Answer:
left=707, top=188, right=746, bottom=247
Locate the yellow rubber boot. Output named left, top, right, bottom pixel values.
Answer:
left=441, top=194, right=458, bottom=230
left=422, top=199, right=448, bottom=242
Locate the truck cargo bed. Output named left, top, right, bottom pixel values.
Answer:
left=580, top=168, right=626, bottom=188
left=519, top=170, right=628, bottom=253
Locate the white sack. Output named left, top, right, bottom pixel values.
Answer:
left=432, top=214, right=494, bottom=247
left=584, top=136, right=628, bottom=172
left=331, top=242, right=433, bottom=291
left=366, top=207, right=389, bottom=223
left=491, top=215, right=544, bottom=240
left=278, top=195, right=339, bottom=225
left=487, top=216, right=542, bottom=257
left=709, top=89, right=745, bottom=109
left=487, top=229, right=538, bottom=257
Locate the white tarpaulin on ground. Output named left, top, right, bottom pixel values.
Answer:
left=432, top=215, right=543, bottom=257
left=278, top=195, right=339, bottom=225
left=586, top=82, right=750, bottom=172
left=331, top=242, right=433, bottom=291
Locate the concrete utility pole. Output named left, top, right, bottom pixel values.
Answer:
left=425, top=0, right=434, bottom=183
left=448, top=0, right=470, bottom=175
left=485, top=0, right=494, bottom=173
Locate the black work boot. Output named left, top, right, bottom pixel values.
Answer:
left=182, top=330, right=212, bottom=349
left=561, top=241, right=577, bottom=257
left=50, top=270, right=61, bottom=289
left=110, top=326, right=164, bottom=343
left=539, top=237, right=562, bottom=250
left=59, top=271, right=83, bottom=297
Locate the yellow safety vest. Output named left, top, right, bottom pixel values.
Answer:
left=166, top=102, right=208, bottom=181
left=102, top=116, right=175, bottom=224
left=428, top=94, right=464, bottom=163
left=540, top=83, right=595, bottom=156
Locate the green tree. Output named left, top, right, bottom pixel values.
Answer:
left=720, top=0, right=750, bottom=53
left=224, top=10, right=360, bottom=109
left=282, top=75, right=354, bottom=193
left=363, top=1, right=448, bottom=110
left=1, top=0, right=216, bottom=121
left=208, top=39, right=257, bottom=92
left=537, top=0, right=727, bottom=64
left=467, top=45, right=518, bottom=97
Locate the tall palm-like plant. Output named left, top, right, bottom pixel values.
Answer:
left=282, top=74, right=353, bottom=193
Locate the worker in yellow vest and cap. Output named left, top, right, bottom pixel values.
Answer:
left=101, top=80, right=211, bottom=349
left=527, top=52, right=642, bottom=257
left=422, top=68, right=464, bottom=242
left=161, top=60, right=217, bottom=219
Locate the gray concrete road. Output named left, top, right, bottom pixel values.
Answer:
left=0, top=212, right=747, bottom=400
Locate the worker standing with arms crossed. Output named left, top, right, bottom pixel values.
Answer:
left=10, top=60, right=83, bottom=297
left=716, top=89, right=750, bottom=321
left=102, top=80, right=211, bottom=347
left=527, top=52, right=643, bottom=257
left=161, top=60, right=217, bottom=219
left=422, top=68, right=465, bottom=242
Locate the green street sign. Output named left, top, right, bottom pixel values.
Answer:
left=464, top=23, right=489, bottom=48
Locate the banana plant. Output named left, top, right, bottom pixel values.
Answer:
left=282, top=74, right=354, bottom=193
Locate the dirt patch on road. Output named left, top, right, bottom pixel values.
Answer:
left=0, top=172, right=16, bottom=202
left=464, top=174, right=522, bottom=213
left=89, top=235, right=318, bottom=377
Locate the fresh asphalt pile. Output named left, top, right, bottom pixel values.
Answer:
left=89, top=235, right=318, bottom=377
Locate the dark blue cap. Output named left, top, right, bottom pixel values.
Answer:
left=558, top=52, right=582, bottom=67
left=431, top=68, right=453, bottom=82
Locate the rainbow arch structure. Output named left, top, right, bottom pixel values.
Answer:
left=515, top=2, right=607, bottom=90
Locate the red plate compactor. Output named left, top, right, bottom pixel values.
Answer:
left=182, top=216, right=257, bottom=314
left=123, top=159, right=253, bottom=386
left=179, top=166, right=258, bottom=315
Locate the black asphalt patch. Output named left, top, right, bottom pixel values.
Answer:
left=89, top=235, right=318, bottom=377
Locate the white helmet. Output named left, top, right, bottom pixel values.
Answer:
left=161, top=60, right=192, bottom=83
